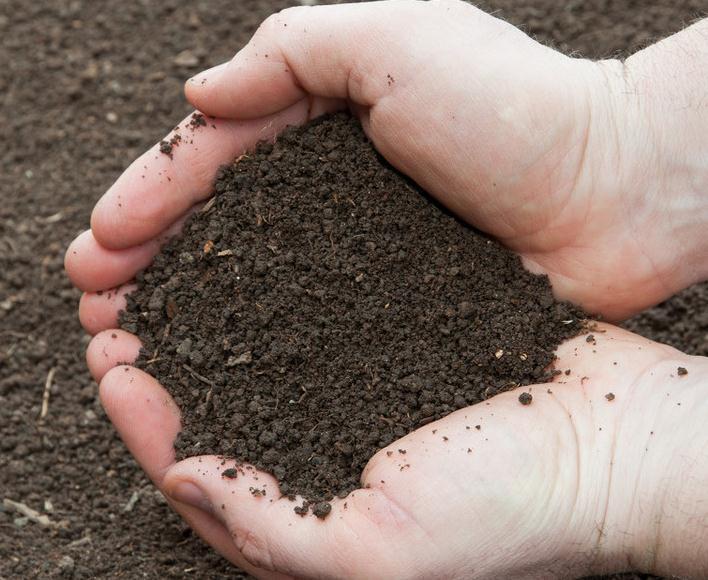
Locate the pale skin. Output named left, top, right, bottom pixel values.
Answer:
left=64, top=1, right=708, bottom=578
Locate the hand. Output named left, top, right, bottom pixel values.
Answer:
left=63, top=1, right=708, bottom=578
left=84, top=317, right=708, bottom=579
left=66, top=0, right=708, bottom=321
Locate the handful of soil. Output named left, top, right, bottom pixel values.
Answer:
left=121, top=114, right=584, bottom=516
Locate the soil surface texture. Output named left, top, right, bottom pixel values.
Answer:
left=1, top=0, right=705, bottom=578
left=122, top=113, right=585, bottom=513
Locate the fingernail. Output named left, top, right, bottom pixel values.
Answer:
left=169, top=481, right=213, bottom=514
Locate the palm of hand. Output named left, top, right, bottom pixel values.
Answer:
left=85, top=319, right=696, bottom=579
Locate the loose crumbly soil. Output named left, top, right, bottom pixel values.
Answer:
left=122, top=113, right=585, bottom=512
left=1, top=0, right=705, bottom=578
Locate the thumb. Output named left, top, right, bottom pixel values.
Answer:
left=163, top=456, right=415, bottom=578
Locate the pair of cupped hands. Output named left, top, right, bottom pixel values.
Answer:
left=65, top=2, right=708, bottom=578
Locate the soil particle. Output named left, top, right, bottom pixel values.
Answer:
left=58, top=556, right=75, bottom=574
left=312, top=502, right=332, bottom=519
left=518, top=392, right=533, bottom=406
left=159, top=139, right=173, bottom=157
left=122, top=114, right=584, bottom=513
left=189, top=112, right=208, bottom=130
left=159, top=134, right=182, bottom=159
left=221, top=468, right=238, bottom=479
left=677, top=367, right=688, bottom=376
left=293, top=501, right=309, bottom=516
left=605, top=393, right=616, bottom=401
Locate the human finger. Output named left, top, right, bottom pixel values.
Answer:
left=91, top=98, right=341, bottom=251
left=86, top=329, right=142, bottom=382
left=79, top=284, right=135, bottom=335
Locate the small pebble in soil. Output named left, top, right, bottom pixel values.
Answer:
left=605, top=392, right=615, bottom=401
left=58, top=555, right=75, bottom=574
left=677, top=366, right=688, bottom=376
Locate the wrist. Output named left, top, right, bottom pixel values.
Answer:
left=578, top=54, right=708, bottom=306
left=534, top=327, right=708, bottom=577
left=598, top=22, right=708, bottom=292
left=617, top=355, right=708, bottom=577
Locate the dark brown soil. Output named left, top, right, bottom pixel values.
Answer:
left=1, top=0, right=705, bottom=578
left=121, top=113, right=584, bottom=513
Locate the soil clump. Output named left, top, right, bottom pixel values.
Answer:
left=122, top=113, right=584, bottom=513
